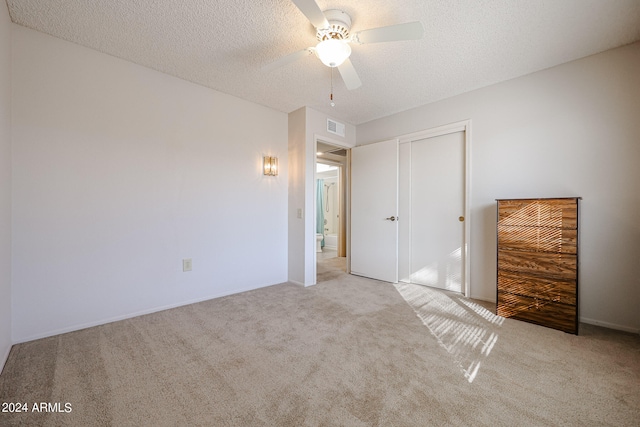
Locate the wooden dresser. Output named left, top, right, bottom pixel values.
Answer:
left=496, top=197, right=580, bottom=334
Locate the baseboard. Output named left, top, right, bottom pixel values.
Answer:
left=14, top=282, right=636, bottom=345
left=580, top=317, right=639, bottom=334
left=14, top=281, right=288, bottom=344
left=0, top=343, right=11, bottom=376
left=454, top=296, right=638, bottom=334
left=468, top=295, right=495, bottom=304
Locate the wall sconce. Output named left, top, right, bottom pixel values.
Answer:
left=263, top=156, right=278, bottom=176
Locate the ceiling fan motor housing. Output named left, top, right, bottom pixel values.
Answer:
left=316, top=9, right=352, bottom=41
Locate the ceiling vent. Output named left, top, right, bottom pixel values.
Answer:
left=327, top=119, right=345, bottom=137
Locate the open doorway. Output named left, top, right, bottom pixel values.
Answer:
left=316, top=141, right=348, bottom=281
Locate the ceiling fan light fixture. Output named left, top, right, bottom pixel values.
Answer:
left=315, top=39, right=351, bottom=67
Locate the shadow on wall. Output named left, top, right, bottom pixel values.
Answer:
left=395, top=282, right=504, bottom=383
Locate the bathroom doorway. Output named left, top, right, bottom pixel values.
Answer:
left=316, top=141, right=348, bottom=281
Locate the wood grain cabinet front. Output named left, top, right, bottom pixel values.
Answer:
left=496, top=198, right=580, bottom=334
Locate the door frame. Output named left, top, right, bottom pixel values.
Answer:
left=313, top=134, right=351, bottom=284
left=397, top=120, right=472, bottom=297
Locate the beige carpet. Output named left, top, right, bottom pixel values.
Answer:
left=1, top=258, right=639, bottom=426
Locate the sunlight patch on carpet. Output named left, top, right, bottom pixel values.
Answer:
left=395, top=282, right=504, bottom=383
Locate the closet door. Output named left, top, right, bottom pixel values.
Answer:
left=399, top=132, right=465, bottom=292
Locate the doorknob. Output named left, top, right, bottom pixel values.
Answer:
left=385, top=216, right=396, bottom=221
left=459, top=216, right=464, bottom=222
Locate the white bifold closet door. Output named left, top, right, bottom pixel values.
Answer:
left=399, top=131, right=465, bottom=292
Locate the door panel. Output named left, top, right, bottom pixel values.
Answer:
left=400, top=132, right=465, bottom=292
left=351, top=140, right=398, bottom=283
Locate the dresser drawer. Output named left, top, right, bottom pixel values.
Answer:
left=498, top=271, right=576, bottom=306
left=498, top=225, right=577, bottom=254
left=498, top=249, right=576, bottom=280
left=497, top=199, right=578, bottom=229
left=497, top=291, right=577, bottom=334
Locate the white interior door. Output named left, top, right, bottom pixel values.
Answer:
left=351, top=140, right=398, bottom=282
left=399, top=132, right=465, bottom=292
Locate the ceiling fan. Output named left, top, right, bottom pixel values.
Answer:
left=264, top=0, right=424, bottom=90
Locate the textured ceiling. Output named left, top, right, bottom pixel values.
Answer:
left=6, top=0, right=640, bottom=125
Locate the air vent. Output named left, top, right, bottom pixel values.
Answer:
left=327, top=119, right=345, bottom=137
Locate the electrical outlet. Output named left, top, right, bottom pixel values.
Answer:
left=183, top=259, right=192, bottom=272
left=297, top=208, right=303, bottom=219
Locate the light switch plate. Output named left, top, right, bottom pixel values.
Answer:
left=183, top=258, right=192, bottom=272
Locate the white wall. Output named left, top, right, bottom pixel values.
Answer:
left=357, top=42, right=640, bottom=332
left=11, top=26, right=288, bottom=342
left=288, top=108, right=306, bottom=285
left=288, top=107, right=355, bottom=286
left=0, top=2, right=12, bottom=371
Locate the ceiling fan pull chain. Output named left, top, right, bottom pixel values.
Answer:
left=330, top=67, right=335, bottom=107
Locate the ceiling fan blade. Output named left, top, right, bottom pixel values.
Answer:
left=262, top=48, right=313, bottom=73
left=353, top=21, right=424, bottom=44
left=292, top=0, right=329, bottom=29
left=338, top=58, right=362, bottom=90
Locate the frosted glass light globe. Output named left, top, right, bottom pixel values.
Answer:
left=315, top=39, right=352, bottom=68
